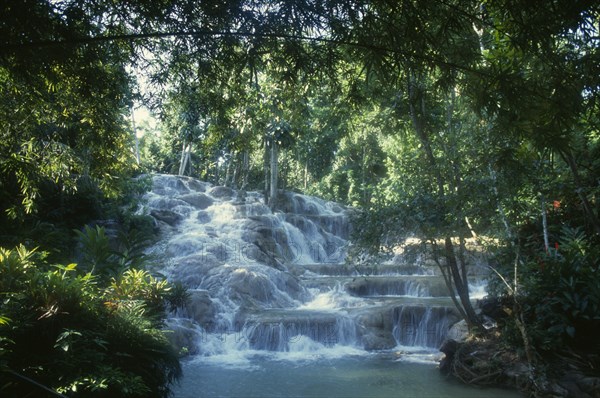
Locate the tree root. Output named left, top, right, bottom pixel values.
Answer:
left=447, top=338, right=529, bottom=390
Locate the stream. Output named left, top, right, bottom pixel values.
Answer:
left=143, top=174, right=521, bottom=398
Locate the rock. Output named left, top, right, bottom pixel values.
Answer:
left=187, top=179, right=209, bottom=192
left=478, top=296, right=509, bottom=320
left=150, top=209, right=182, bottom=226
left=229, top=268, right=276, bottom=304
left=183, top=290, right=216, bottom=329
left=439, top=339, right=459, bottom=374
left=170, top=254, right=222, bottom=287
left=361, top=331, right=397, bottom=351
left=446, top=319, right=469, bottom=342
left=355, top=308, right=397, bottom=351
left=559, top=372, right=600, bottom=398
left=152, top=175, right=189, bottom=195
left=165, top=318, right=201, bottom=356
left=226, top=267, right=300, bottom=308
left=179, top=193, right=214, bottom=209
left=577, top=375, right=600, bottom=396
left=209, top=186, right=234, bottom=198
left=197, top=211, right=211, bottom=224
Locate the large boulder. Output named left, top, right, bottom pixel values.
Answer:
left=179, top=193, right=214, bottom=209
left=355, top=308, right=397, bottom=351
left=186, top=179, right=210, bottom=192
left=446, top=319, right=469, bottom=343
left=183, top=289, right=216, bottom=329
left=152, top=175, right=189, bottom=196
left=165, top=318, right=201, bottom=356
left=209, top=186, right=234, bottom=199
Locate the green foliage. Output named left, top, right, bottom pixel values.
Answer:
left=106, top=269, right=171, bottom=324
left=75, top=221, right=155, bottom=282
left=519, top=227, right=600, bottom=352
left=0, top=245, right=181, bottom=398
left=165, top=281, right=192, bottom=313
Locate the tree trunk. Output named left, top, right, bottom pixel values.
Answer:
left=264, top=139, right=269, bottom=203
left=541, top=194, right=550, bottom=252
left=178, top=141, right=191, bottom=176
left=241, top=150, right=249, bottom=191
left=407, top=74, right=483, bottom=330
left=304, top=161, right=308, bottom=191
left=130, top=106, right=140, bottom=165
left=224, top=153, right=233, bottom=187
left=489, top=165, right=514, bottom=242
left=269, top=139, right=279, bottom=207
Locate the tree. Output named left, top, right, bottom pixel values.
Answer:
left=0, top=0, right=141, bottom=238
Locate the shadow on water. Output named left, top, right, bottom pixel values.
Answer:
left=172, top=355, right=523, bottom=398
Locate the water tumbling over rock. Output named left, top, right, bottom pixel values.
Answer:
left=143, top=174, right=474, bottom=359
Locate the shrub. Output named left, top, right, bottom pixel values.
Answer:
left=0, top=246, right=181, bottom=397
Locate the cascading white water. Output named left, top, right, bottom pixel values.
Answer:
left=144, top=174, right=479, bottom=361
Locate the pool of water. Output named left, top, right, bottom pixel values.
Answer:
left=172, top=353, right=523, bottom=398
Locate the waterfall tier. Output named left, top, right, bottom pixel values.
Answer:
left=144, top=174, right=479, bottom=360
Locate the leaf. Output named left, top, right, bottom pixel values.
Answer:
left=65, top=263, right=77, bottom=272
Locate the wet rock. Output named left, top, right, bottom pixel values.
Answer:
left=355, top=308, right=397, bottom=351
left=361, top=331, right=397, bottom=351
left=197, top=211, right=211, bottom=224
left=439, top=339, right=459, bottom=374
left=148, top=197, right=190, bottom=210
left=170, top=254, right=222, bottom=287
left=209, top=186, right=234, bottom=198
left=150, top=209, right=182, bottom=226
left=184, top=290, right=216, bottom=329
left=187, top=179, right=209, bottom=192
left=165, top=318, right=201, bottom=356
left=330, top=204, right=344, bottom=213
left=230, top=269, right=275, bottom=303
left=346, top=277, right=447, bottom=297
left=179, top=193, right=214, bottom=209
left=152, top=175, right=189, bottom=196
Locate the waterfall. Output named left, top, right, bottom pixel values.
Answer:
left=144, top=174, right=468, bottom=361
left=392, top=306, right=458, bottom=348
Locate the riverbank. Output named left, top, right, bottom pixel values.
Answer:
left=440, top=334, right=600, bottom=397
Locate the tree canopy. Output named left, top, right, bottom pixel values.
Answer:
left=1, top=0, right=599, bottom=395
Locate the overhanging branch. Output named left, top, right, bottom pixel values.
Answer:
left=1, top=29, right=488, bottom=77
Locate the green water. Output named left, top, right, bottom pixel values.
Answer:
left=172, top=355, right=523, bottom=398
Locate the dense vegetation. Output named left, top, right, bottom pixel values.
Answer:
left=1, top=0, right=599, bottom=396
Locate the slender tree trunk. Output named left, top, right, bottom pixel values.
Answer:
left=264, top=139, right=269, bottom=203
left=540, top=194, right=550, bottom=252
left=130, top=106, right=140, bottom=165
left=432, top=240, right=469, bottom=322
left=304, top=161, right=308, bottom=191
left=489, top=165, right=514, bottom=241
left=269, top=139, right=278, bottom=207
left=231, top=152, right=240, bottom=189
left=179, top=141, right=191, bottom=176
left=241, top=150, right=249, bottom=190
left=444, top=237, right=480, bottom=328
left=224, top=153, right=233, bottom=187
